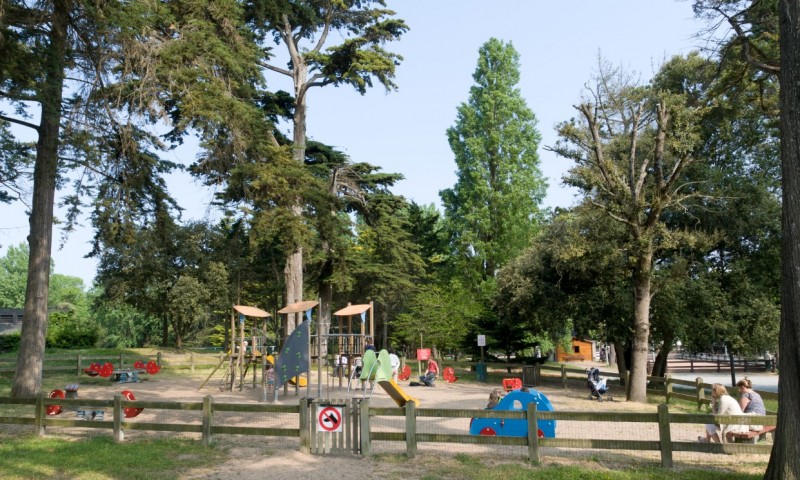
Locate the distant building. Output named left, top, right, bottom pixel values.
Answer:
left=555, top=337, right=597, bottom=362
left=0, top=308, right=24, bottom=334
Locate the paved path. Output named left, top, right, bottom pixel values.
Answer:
left=670, top=372, right=778, bottom=392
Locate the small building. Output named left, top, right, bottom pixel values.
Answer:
left=555, top=337, right=596, bottom=363
left=0, top=308, right=24, bottom=334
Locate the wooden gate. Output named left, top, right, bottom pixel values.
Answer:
left=307, top=397, right=361, bottom=455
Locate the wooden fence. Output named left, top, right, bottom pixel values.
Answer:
left=362, top=401, right=776, bottom=468
left=0, top=394, right=777, bottom=468
left=532, top=364, right=778, bottom=412
left=0, top=351, right=224, bottom=375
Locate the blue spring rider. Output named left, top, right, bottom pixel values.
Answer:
left=469, top=388, right=556, bottom=438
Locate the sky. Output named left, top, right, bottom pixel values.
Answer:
left=0, top=1, right=709, bottom=288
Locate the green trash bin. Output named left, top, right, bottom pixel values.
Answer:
left=476, top=363, right=487, bottom=382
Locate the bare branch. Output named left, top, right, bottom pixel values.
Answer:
left=258, top=60, right=291, bottom=77
left=0, top=113, right=39, bottom=131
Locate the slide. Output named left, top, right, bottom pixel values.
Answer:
left=378, top=379, right=419, bottom=407
left=376, top=349, right=419, bottom=407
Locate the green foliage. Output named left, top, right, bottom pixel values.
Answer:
left=45, top=311, right=98, bottom=349
left=91, top=293, right=163, bottom=349
left=249, top=0, right=409, bottom=94
left=393, top=279, right=484, bottom=354
left=441, top=38, right=546, bottom=281
left=0, top=244, right=29, bottom=308
left=0, top=333, right=21, bottom=353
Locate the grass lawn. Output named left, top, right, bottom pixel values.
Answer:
left=0, top=434, right=223, bottom=480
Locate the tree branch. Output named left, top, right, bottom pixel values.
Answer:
left=258, top=60, right=291, bottom=77
left=0, top=113, right=39, bottom=131
left=715, top=6, right=780, bottom=75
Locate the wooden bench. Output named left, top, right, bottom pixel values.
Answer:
left=731, top=425, right=776, bottom=443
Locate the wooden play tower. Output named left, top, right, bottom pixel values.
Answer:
left=325, top=302, right=374, bottom=387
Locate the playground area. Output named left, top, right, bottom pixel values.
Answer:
left=49, top=364, right=770, bottom=480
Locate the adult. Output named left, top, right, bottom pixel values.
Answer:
left=699, top=383, right=749, bottom=443
left=334, top=353, right=347, bottom=377
left=420, top=357, right=439, bottom=387
left=388, top=348, right=401, bottom=382
left=737, top=377, right=766, bottom=431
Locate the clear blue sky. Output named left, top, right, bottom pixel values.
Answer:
left=0, top=1, right=708, bottom=287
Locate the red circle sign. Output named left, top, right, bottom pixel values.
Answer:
left=317, top=406, right=342, bottom=432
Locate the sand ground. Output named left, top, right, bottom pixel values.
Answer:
left=63, top=363, right=770, bottom=479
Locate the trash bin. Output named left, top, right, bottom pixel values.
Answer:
left=522, top=365, right=540, bottom=386
left=476, top=363, right=487, bottom=382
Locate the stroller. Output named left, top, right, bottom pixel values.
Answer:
left=586, top=367, right=612, bottom=402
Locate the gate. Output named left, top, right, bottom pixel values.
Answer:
left=306, top=397, right=362, bottom=455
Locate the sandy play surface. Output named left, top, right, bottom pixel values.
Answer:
left=65, top=365, right=769, bottom=479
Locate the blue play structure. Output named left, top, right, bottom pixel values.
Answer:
left=469, top=389, right=556, bottom=438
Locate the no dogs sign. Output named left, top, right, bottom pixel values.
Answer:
left=317, top=405, right=344, bottom=432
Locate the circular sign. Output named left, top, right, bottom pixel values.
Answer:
left=317, top=406, right=343, bottom=432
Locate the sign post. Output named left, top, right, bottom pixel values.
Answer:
left=477, top=335, right=487, bottom=382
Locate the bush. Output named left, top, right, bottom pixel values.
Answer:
left=0, top=332, right=21, bottom=353
left=47, top=311, right=98, bottom=349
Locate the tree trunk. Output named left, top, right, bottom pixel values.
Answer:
left=612, top=340, right=628, bottom=386
left=651, top=336, right=673, bottom=379
left=11, top=0, right=68, bottom=398
left=283, top=48, right=309, bottom=337
left=765, top=1, right=800, bottom=476
left=628, top=252, right=653, bottom=402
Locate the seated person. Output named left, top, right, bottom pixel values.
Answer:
left=699, top=383, right=749, bottom=443
left=737, top=377, right=766, bottom=431
left=486, top=388, right=504, bottom=409
left=419, top=357, right=439, bottom=387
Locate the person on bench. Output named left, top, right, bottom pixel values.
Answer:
left=737, top=377, right=766, bottom=431
left=698, top=383, right=748, bottom=443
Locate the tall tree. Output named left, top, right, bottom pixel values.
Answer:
left=2, top=0, right=263, bottom=396
left=441, top=38, right=546, bottom=283
left=552, top=60, right=706, bottom=402
left=769, top=0, right=800, bottom=476
left=691, top=3, right=798, bottom=473
left=246, top=0, right=408, bottom=335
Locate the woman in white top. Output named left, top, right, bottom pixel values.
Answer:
left=699, top=383, right=749, bottom=443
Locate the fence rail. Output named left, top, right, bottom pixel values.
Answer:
left=533, top=364, right=777, bottom=409
left=0, top=393, right=775, bottom=469
left=0, top=351, right=225, bottom=375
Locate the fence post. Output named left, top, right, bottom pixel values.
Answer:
left=77, top=354, right=82, bottom=376
left=360, top=399, right=371, bottom=456
left=113, top=394, right=124, bottom=442
left=119, top=353, right=124, bottom=370
left=202, top=395, right=213, bottom=446
left=527, top=401, right=540, bottom=463
left=664, top=373, right=673, bottom=404
left=299, top=398, right=310, bottom=454
left=560, top=365, right=567, bottom=389
left=405, top=400, right=417, bottom=458
left=657, top=404, right=673, bottom=468
left=695, top=377, right=705, bottom=410
left=157, top=352, right=162, bottom=366
left=35, top=392, right=45, bottom=437
left=190, top=352, right=195, bottom=372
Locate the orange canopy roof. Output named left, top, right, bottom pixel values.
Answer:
left=233, top=305, right=271, bottom=318
left=277, top=300, right=319, bottom=314
left=333, top=304, right=371, bottom=316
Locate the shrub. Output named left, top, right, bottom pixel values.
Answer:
left=47, top=311, right=98, bottom=349
left=0, top=332, right=21, bottom=353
